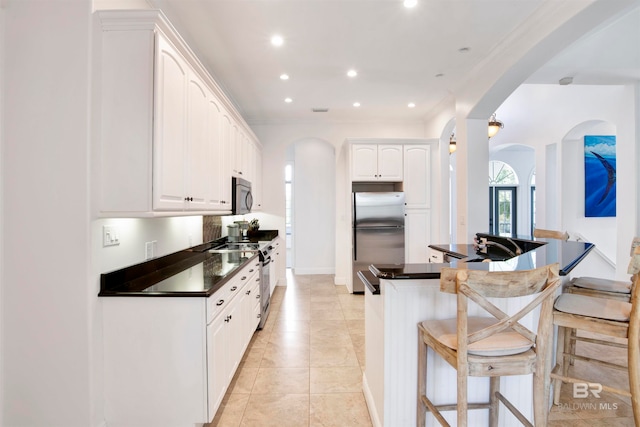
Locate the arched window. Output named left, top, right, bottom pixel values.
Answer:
left=489, top=161, right=518, bottom=236
left=489, top=160, right=518, bottom=185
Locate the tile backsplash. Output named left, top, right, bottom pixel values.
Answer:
left=203, top=216, right=223, bottom=242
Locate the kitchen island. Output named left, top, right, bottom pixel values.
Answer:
left=360, top=235, right=594, bottom=427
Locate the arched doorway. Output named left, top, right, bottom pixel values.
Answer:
left=285, top=138, right=336, bottom=274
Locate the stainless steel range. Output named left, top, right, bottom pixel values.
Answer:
left=209, top=240, right=273, bottom=329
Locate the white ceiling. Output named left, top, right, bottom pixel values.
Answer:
left=148, top=0, right=640, bottom=125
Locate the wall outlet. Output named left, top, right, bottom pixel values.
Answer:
left=103, top=225, right=120, bottom=247
left=145, top=241, right=158, bottom=260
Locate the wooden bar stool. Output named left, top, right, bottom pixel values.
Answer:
left=551, top=246, right=640, bottom=422
left=565, top=237, right=639, bottom=302
left=533, top=228, right=569, bottom=241
left=417, top=263, right=561, bottom=427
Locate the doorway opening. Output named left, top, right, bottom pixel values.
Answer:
left=285, top=163, right=293, bottom=268
left=489, top=161, right=518, bottom=236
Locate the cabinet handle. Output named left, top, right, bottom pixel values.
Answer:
left=256, top=294, right=260, bottom=299
left=246, top=290, right=251, bottom=295
left=257, top=314, right=261, bottom=318
left=249, top=269, right=255, bottom=273
left=239, top=171, right=243, bottom=175
left=230, top=286, right=237, bottom=291
left=255, top=277, right=260, bottom=282
left=224, top=316, right=230, bottom=323
left=216, top=299, right=224, bottom=306
left=184, top=196, right=193, bottom=202
left=241, top=276, right=247, bottom=281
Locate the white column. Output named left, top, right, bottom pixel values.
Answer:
left=455, top=117, right=490, bottom=243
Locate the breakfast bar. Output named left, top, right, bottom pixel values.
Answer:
left=360, top=235, right=594, bottom=427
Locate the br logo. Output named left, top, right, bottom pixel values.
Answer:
left=573, top=382, right=602, bottom=398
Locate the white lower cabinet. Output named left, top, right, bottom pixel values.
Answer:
left=405, top=209, right=431, bottom=263
left=269, top=237, right=283, bottom=295
left=103, top=259, right=260, bottom=427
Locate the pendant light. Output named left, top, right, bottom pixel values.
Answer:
left=449, top=133, right=457, bottom=154
left=488, top=113, right=504, bottom=138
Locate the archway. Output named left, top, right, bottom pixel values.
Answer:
left=285, top=138, right=336, bottom=274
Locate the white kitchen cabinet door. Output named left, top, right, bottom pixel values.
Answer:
left=403, top=145, right=431, bottom=209
left=207, top=97, right=225, bottom=209
left=405, top=209, right=431, bottom=263
left=377, top=144, right=403, bottom=181
left=351, top=144, right=379, bottom=180
left=153, top=35, right=188, bottom=210
left=253, top=144, right=263, bottom=210
left=219, top=112, right=233, bottom=208
left=185, top=72, right=211, bottom=210
left=206, top=310, right=229, bottom=420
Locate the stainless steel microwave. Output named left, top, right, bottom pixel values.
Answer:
left=232, top=177, right=253, bottom=215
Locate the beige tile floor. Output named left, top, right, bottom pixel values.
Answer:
left=208, top=271, right=636, bottom=426
left=207, top=272, right=372, bottom=427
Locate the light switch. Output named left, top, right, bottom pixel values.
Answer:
left=103, top=225, right=120, bottom=247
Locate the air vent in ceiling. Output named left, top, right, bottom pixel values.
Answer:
left=312, top=108, right=329, bottom=113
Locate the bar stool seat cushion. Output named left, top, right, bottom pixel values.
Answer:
left=421, top=317, right=534, bottom=357
left=571, top=276, right=631, bottom=294
left=554, top=293, right=632, bottom=322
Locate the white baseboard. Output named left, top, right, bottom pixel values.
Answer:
left=362, top=373, right=382, bottom=427
left=292, top=267, right=335, bottom=275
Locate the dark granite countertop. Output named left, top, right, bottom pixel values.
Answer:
left=367, top=234, right=595, bottom=294
left=99, top=231, right=278, bottom=297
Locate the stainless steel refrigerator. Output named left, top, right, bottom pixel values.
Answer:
left=352, top=192, right=405, bottom=292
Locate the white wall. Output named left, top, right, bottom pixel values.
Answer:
left=2, top=1, right=94, bottom=425
left=252, top=121, right=426, bottom=284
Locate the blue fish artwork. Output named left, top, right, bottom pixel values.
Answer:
left=584, top=135, right=616, bottom=217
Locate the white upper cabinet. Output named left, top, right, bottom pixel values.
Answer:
left=351, top=144, right=403, bottom=181
left=95, top=10, right=261, bottom=216
left=185, top=73, right=213, bottom=210
left=403, top=145, right=431, bottom=209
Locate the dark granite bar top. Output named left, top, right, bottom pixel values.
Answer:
left=369, top=234, right=595, bottom=292
left=99, top=231, right=278, bottom=297
left=357, top=270, right=380, bottom=295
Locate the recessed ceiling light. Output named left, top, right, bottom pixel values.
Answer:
left=280, top=74, right=289, bottom=80
left=408, top=102, right=416, bottom=108
left=347, top=69, right=358, bottom=78
left=271, top=35, right=284, bottom=47
left=458, top=47, right=470, bottom=53
left=403, top=0, right=418, bottom=8
left=284, top=97, right=292, bottom=103
left=435, top=73, right=444, bottom=78
left=353, top=102, right=361, bottom=107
